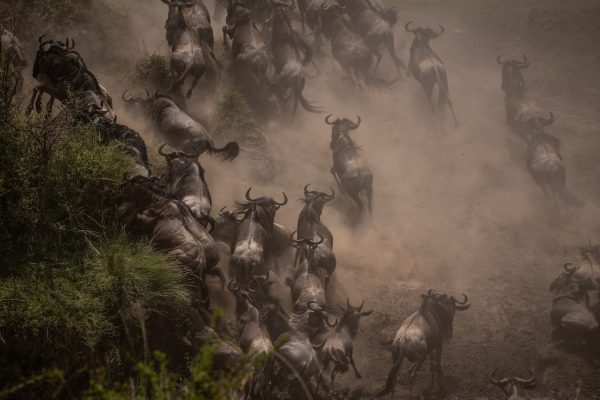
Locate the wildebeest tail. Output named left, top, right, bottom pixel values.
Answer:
left=377, top=347, right=405, bottom=396
left=294, top=78, right=321, bottom=113
left=207, top=141, right=240, bottom=161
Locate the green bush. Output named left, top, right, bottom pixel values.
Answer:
left=213, top=89, right=256, bottom=130
left=21, top=0, right=96, bottom=23
left=130, top=53, right=175, bottom=92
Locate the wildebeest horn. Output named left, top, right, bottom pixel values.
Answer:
left=541, top=112, right=554, bottom=125
left=325, top=114, right=335, bottom=125
left=158, top=143, right=173, bottom=157
left=327, top=187, right=335, bottom=198
left=245, top=187, right=257, bottom=201
left=359, top=299, right=365, bottom=311
left=289, top=231, right=303, bottom=244
left=489, top=368, right=510, bottom=386
left=352, top=115, right=361, bottom=129
left=455, top=294, right=468, bottom=304
left=563, top=262, right=575, bottom=272
left=39, top=35, right=46, bottom=44
left=516, top=54, right=529, bottom=69
left=274, top=192, right=288, bottom=206
left=454, top=293, right=470, bottom=310
left=325, top=315, right=338, bottom=327
left=405, top=21, right=414, bottom=32
left=513, top=368, right=536, bottom=385
left=346, top=298, right=351, bottom=308
left=304, top=184, right=313, bottom=195
left=122, top=90, right=133, bottom=102
left=496, top=54, right=506, bottom=65
left=309, top=234, right=324, bottom=246
left=219, top=206, right=228, bottom=216
left=435, top=25, right=444, bottom=36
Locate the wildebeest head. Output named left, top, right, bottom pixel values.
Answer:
left=326, top=114, right=361, bottom=143
left=158, top=143, right=203, bottom=178
left=338, top=299, right=373, bottom=336
left=235, top=187, right=288, bottom=230
left=32, top=35, right=80, bottom=81
left=302, top=184, right=335, bottom=214
left=290, top=300, right=337, bottom=337
left=290, top=231, right=323, bottom=270
left=519, top=112, right=554, bottom=145
left=161, top=0, right=196, bottom=27
left=420, top=290, right=470, bottom=339
left=497, top=54, right=529, bottom=95
left=226, top=0, right=254, bottom=27
left=489, top=367, right=535, bottom=399
left=405, top=21, right=444, bottom=46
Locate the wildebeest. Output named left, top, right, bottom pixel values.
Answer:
left=28, top=36, right=114, bottom=118
left=550, top=262, right=599, bottom=343
left=158, top=143, right=212, bottom=223
left=379, top=290, right=470, bottom=396
left=229, top=286, right=274, bottom=398
left=223, top=0, right=276, bottom=111
left=316, top=299, right=372, bottom=386
left=161, top=0, right=218, bottom=100
left=522, top=113, right=576, bottom=210
left=489, top=368, right=536, bottom=400
left=0, top=25, right=27, bottom=93
left=122, top=91, right=239, bottom=159
left=320, top=4, right=384, bottom=88
left=405, top=22, right=458, bottom=126
left=336, top=0, right=405, bottom=74
left=270, top=0, right=320, bottom=115
left=229, top=188, right=288, bottom=290
left=327, top=115, right=373, bottom=217
left=297, top=184, right=336, bottom=286
left=119, top=176, right=223, bottom=300
left=288, top=234, right=329, bottom=312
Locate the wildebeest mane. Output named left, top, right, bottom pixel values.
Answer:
left=235, top=199, right=276, bottom=232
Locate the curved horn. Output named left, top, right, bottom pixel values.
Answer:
left=122, top=90, right=133, bottom=102
left=455, top=294, right=468, bottom=304
left=227, top=279, right=239, bottom=292
left=405, top=21, right=414, bottom=32
left=304, top=184, right=312, bottom=195
left=327, top=187, right=336, bottom=198
left=352, top=115, right=361, bottom=129
left=309, top=233, right=324, bottom=246
left=325, top=315, right=338, bottom=327
left=517, top=54, right=530, bottom=69
left=325, top=114, right=335, bottom=125
left=289, top=231, right=303, bottom=244
left=359, top=299, right=365, bottom=311
left=496, top=54, right=506, bottom=65
left=38, top=35, right=46, bottom=44
left=513, top=368, right=536, bottom=385
left=245, top=187, right=257, bottom=201
left=436, top=25, right=444, bottom=36
left=219, top=205, right=229, bottom=216
left=520, top=54, right=528, bottom=64
left=563, top=262, right=575, bottom=272
left=347, top=298, right=351, bottom=308
left=275, top=192, right=288, bottom=206
left=158, top=143, right=172, bottom=157
left=489, top=368, right=510, bottom=386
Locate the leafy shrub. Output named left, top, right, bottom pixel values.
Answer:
left=17, top=0, right=96, bottom=24
left=130, top=53, right=175, bottom=92
left=213, top=89, right=256, bottom=130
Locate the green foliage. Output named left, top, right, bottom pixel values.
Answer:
left=131, top=53, right=175, bottom=92
left=214, top=89, right=256, bottom=129
left=22, top=0, right=96, bottom=23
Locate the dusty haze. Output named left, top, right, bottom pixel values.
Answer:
left=9, top=0, right=600, bottom=397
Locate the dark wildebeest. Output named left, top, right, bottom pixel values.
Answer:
left=122, top=91, right=239, bottom=159
left=522, top=113, right=578, bottom=211
left=336, top=0, right=405, bottom=74
left=327, top=115, right=373, bottom=216
left=321, top=4, right=392, bottom=88
left=297, top=184, right=336, bottom=286
left=223, top=0, right=276, bottom=110
left=405, top=22, right=458, bottom=126
left=489, top=368, right=536, bottom=400
left=119, top=176, right=224, bottom=301
left=158, top=143, right=212, bottom=223
left=1, top=26, right=27, bottom=93
left=229, top=285, right=274, bottom=398
left=277, top=302, right=335, bottom=393
left=316, top=299, right=372, bottom=386
left=28, top=36, right=114, bottom=118
left=550, top=261, right=600, bottom=344
left=84, top=106, right=150, bottom=177
left=270, top=0, right=321, bottom=115
left=161, top=0, right=218, bottom=100
left=378, top=290, right=470, bottom=396
left=229, top=188, right=288, bottom=291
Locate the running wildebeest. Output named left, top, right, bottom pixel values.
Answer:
left=327, top=114, right=373, bottom=217
left=0, top=25, right=27, bottom=94
left=320, top=3, right=388, bottom=88
left=297, top=184, right=336, bottom=286
left=119, top=176, right=224, bottom=301
left=315, top=299, right=372, bottom=386
left=489, top=368, right=536, bottom=400
left=288, top=234, right=329, bottom=313
left=161, top=0, right=218, bottom=100
left=158, top=143, right=212, bottom=223
left=522, top=113, right=578, bottom=211
left=336, top=0, right=405, bottom=74
left=270, top=0, right=320, bottom=115
left=28, top=36, right=114, bottom=118
left=122, top=91, right=239, bottom=159
left=550, top=262, right=600, bottom=344
left=378, top=290, right=470, bottom=396
left=229, top=188, right=288, bottom=291
left=405, top=22, right=458, bottom=126
left=223, top=0, right=277, bottom=112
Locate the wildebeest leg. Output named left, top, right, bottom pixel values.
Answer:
left=222, top=26, right=229, bottom=49
left=434, top=344, right=444, bottom=391
left=366, top=175, right=373, bottom=215
left=408, top=357, right=426, bottom=390
left=26, top=87, right=40, bottom=115
left=373, top=48, right=383, bottom=72
left=330, top=366, right=337, bottom=387
left=378, top=351, right=404, bottom=396
left=346, top=186, right=364, bottom=214
left=349, top=353, right=362, bottom=379
left=423, top=81, right=435, bottom=110
left=446, top=97, right=459, bottom=127
left=186, top=72, right=202, bottom=99
left=330, top=168, right=342, bottom=189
